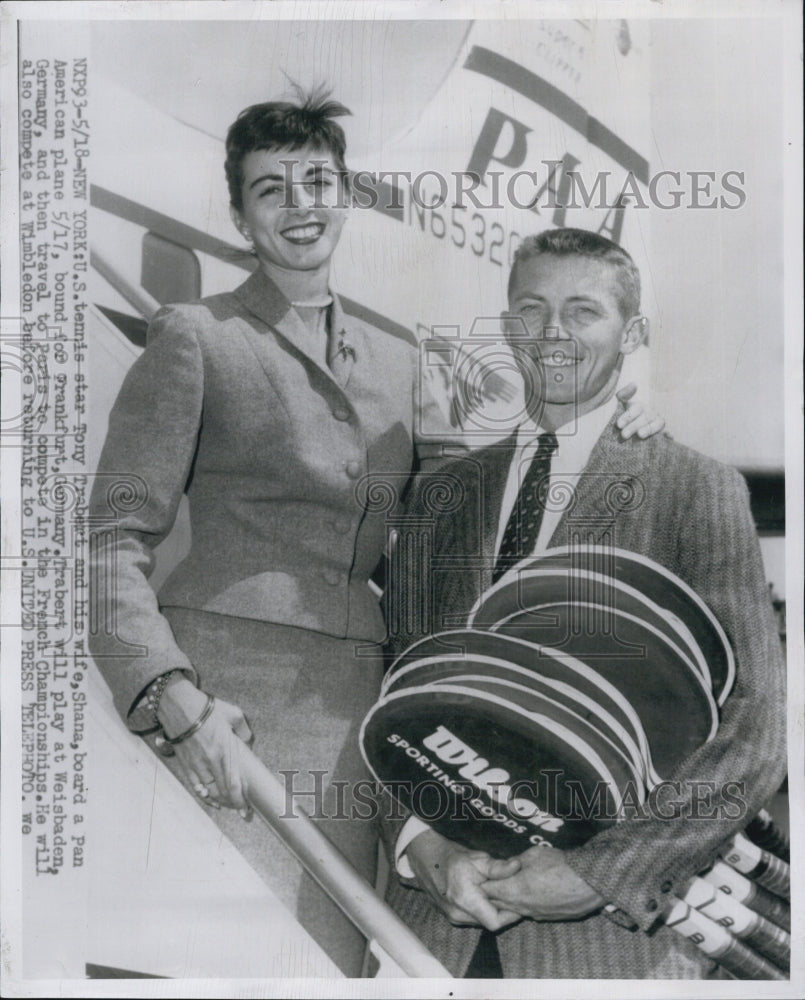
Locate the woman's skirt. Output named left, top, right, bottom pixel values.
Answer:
left=154, top=607, right=384, bottom=977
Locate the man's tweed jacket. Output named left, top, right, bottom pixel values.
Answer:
left=383, top=415, right=786, bottom=978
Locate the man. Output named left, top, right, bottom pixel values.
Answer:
left=381, top=228, right=786, bottom=978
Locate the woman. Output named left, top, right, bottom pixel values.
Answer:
left=90, top=89, right=661, bottom=975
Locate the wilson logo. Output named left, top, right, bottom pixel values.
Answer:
left=422, top=724, right=562, bottom=831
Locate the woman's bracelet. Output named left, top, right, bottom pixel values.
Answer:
left=162, top=694, right=216, bottom=747
left=145, top=669, right=183, bottom=727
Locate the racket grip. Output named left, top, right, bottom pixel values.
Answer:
left=683, top=877, right=790, bottom=970
left=720, top=833, right=790, bottom=900
left=665, top=898, right=787, bottom=981
left=745, top=808, right=790, bottom=863
left=715, top=936, right=788, bottom=980
left=702, top=860, right=790, bottom=932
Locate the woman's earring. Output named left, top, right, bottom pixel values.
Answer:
left=242, top=230, right=257, bottom=257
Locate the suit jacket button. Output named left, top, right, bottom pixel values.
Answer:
left=646, top=899, right=658, bottom=912
left=660, top=880, right=673, bottom=893
left=332, top=407, right=350, bottom=422
left=345, top=460, right=361, bottom=479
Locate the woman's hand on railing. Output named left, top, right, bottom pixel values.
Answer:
left=158, top=676, right=254, bottom=818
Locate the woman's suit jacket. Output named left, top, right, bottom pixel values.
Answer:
left=90, top=268, right=447, bottom=723
left=383, top=418, right=787, bottom=978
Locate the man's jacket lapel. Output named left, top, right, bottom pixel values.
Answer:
left=549, top=415, right=650, bottom=550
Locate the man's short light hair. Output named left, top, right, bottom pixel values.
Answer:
left=508, top=228, right=641, bottom=320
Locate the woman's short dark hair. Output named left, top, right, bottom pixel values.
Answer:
left=508, top=227, right=641, bottom=319
left=225, top=85, right=352, bottom=210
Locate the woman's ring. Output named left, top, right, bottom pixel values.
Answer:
left=193, top=781, right=210, bottom=798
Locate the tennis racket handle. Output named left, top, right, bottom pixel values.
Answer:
left=665, top=898, right=787, bottom=980
left=720, top=832, right=790, bottom=900
left=702, top=860, right=790, bottom=931
left=682, top=877, right=789, bottom=970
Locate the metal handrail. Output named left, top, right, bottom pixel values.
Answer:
left=91, top=248, right=161, bottom=321
left=238, top=744, right=451, bottom=978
